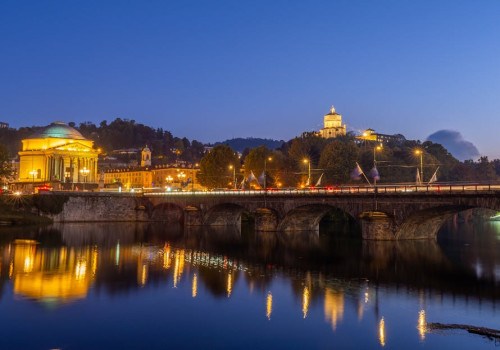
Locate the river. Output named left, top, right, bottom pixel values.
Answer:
left=0, top=218, right=499, bottom=349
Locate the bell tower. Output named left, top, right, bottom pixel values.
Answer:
left=141, top=146, right=151, bottom=167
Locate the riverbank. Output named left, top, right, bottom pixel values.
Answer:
left=0, top=195, right=52, bottom=226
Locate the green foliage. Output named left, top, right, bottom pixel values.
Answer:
left=288, top=133, right=327, bottom=168
left=0, top=144, right=11, bottom=179
left=243, top=146, right=272, bottom=177
left=32, top=194, right=69, bottom=214
left=319, top=140, right=360, bottom=184
left=197, top=145, right=240, bottom=189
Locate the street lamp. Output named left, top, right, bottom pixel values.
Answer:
left=229, top=165, right=236, bottom=189
left=165, top=175, right=173, bottom=190
left=303, top=159, right=311, bottom=186
left=191, top=163, right=198, bottom=192
left=374, top=145, right=382, bottom=167
left=264, top=157, right=272, bottom=190
left=29, top=169, right=37, bottom=193
left=80, top=167, right=90, bottom=191
left=177, top=172, right=186, bottom=189
left=415, top=149, right=423, bottom=183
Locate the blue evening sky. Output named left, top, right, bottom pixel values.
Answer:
left=1, top=1, right=499, bottom=158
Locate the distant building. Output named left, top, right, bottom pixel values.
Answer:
left=319, top=106, right=346, bottom=139
left=104, top=165, right=205, bottom=191
left=103, top=146, right=205, bottom=191
left=356, top=129, right=406, bottom=145
left=0, top=122, right=8, bottom=128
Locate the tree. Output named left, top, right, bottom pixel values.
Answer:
left=474, top=156, right=497, bottom=182
left=197, top=145, right=240, bottom=189
left=243, top=146, right=272, bottom=177
left=288, top=133, right=327, bottom=168
left=319, top=140, right=360, bottom=184
left=0, top=145, right=11, bottom=183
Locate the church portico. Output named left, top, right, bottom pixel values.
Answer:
left=16, top=122, right=99, bottom=191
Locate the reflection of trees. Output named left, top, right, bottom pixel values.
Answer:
left=1, top=219, right=499, bottom=308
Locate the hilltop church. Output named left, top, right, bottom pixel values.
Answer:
left=319, top=106, right=346, bottom=139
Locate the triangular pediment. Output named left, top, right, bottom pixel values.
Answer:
left=50, top=141, right=95, bottom=152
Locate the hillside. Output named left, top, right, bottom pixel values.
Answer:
left=213, top=138, right=284, bottom=153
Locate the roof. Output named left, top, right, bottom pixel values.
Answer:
left=30, top=121, right=86, bottom=140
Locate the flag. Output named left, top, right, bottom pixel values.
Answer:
left=428, top=167, right=439, bottom=184
left=240, top=178, right=246, bottom=189
left=351, top=163, right=364, bottom=180
left=315, top=173, right=324, bottom=187
left=370, top=167, right=380, bottom=181
left=305, top=176, right=311, bottom=186
left=416, top=168, right=421, bottom=185
left=258, top=171, right=265, bottom=186
left=247, top=171, right=257, bottom=183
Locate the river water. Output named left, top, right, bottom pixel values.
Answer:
left=0, top=218, right=499, bottom=349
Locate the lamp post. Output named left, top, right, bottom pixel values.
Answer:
left=415, top=149, right=423, bottom=184
left=264, top=157, right=272, bottom=190
left=373, top=145, right=382, bottom=186
left=79, top=167, right=90, bottom=191
left=303, top=159, right=311, bottom=187
left=373, top=145, right=382, bottom=167
left=192, top=163, right=198, bottom=192
left=177, top=172, right=186, bottom=189
left=29, top=169, right=37, bottom=193
left=165, top=175, right=173, bottom=190
left=229, top=165, right=236, bottom=189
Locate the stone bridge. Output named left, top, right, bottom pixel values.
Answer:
left=47, top=189, right=500, bottom=240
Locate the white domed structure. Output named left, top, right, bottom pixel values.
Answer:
left=320, top=106, right=346, bottom=139
left=17, top=121, right=99, bottom=190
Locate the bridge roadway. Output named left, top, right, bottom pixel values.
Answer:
left=48, top=183, right=500, bottom=240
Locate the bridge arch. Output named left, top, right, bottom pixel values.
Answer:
left=278, top=204, right=359, bottom=233
left=149, top=202, right=184, bottom=224
left=203, top=203, right=252, bottom=227
left=395, top=205, right=491, bottom=240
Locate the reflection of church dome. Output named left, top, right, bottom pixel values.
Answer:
left=30, top=121, right=86, bottom=140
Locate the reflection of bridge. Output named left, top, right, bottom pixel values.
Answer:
left=47, top=185, right=500, bottom=240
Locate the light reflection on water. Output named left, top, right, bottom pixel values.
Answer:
left=0, top=219, right=498, bottom=349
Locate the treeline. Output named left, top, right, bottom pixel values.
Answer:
left=0, top=118, right=206, bottom=164
left=197, top=132, right=500, bottom=189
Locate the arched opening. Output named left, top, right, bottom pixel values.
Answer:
left=319, top=207, right=361, bottom=237
left=395, top=205, right=472, bottom=240
left=279, top=204, right=360, bottom=235
left=150, top=202, right=184, bottom=224
left=204, top=203, right=253, bottom=230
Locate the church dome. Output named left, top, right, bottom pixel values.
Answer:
left=30, top=121, right=86, bottom=140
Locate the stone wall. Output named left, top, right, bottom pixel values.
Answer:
left=49, top=193, right=146, bottom=222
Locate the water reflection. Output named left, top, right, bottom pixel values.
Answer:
left=0, top=220, right=499, bottom=348
left=9, top=239, right=97, bottom=304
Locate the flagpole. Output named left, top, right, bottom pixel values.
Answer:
left=357, top=162, right=371, bottom=186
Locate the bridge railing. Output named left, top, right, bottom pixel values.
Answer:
left=39, top=183, right=500, bottom=196
left=142, top=183, right=500, bottom=196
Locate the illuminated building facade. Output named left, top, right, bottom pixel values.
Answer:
left=104, top=165, right=205, bottom=191
left=17, top=121, right=98, bottom=189
left=103, top=146, right=205, bottom=190
left=319, top=106, right=347, bottom=139
left=356, top=128, right=406, bottom=145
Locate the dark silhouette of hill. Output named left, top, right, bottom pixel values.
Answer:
left=213, top=138, right=284, bottom=153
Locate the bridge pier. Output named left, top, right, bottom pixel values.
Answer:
left=184, top=206, right=202, bottom=226
left=254, top=208, right=278, bottom=231
left=360, top=211, right=397, bottom=240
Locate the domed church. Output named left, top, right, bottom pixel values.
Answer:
left=18, top=121, right=99, bottom=190
left=319, top=106, right=346, bottom=138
